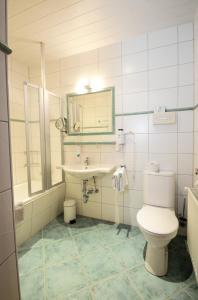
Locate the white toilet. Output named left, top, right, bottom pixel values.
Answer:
left=137, top=171, right=179, bottom=276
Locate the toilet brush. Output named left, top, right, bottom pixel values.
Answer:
left=179, top=197, right=187, bottom=227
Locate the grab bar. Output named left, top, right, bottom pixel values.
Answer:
left=0, top=41, right=12, bottom=55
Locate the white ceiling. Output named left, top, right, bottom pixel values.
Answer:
left=8, top=0, right=198, bottom=63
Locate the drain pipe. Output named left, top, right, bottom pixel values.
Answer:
left=82, top=176, right=99, bottom=203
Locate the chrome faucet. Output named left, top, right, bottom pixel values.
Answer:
left=84, top=157, right=89, bottom=168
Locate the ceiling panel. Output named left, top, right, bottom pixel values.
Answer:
left=8, top=0, right=198, bottom=63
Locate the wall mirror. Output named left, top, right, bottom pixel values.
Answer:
left=67, top=87, right=115, bottom=135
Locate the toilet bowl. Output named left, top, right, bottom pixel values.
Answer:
left=137, top=205, right=178, bottom=276
left=137, top=170, right=179, bottom=276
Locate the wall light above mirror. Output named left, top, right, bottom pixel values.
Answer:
left=67, top=87, right=115, bottom=135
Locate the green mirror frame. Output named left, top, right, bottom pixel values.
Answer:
left=66, top=86, right=115, bottom=136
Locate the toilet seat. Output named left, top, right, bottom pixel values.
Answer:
left=137, top=205, right=179, bottom=236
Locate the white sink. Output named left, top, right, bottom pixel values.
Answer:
left=59, top=164, right=116, bottom=180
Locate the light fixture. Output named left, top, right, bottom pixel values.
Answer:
left=75, top=76, right=104, bottom=94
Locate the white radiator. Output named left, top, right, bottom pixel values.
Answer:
left=187, top=188, right=198, bottom=282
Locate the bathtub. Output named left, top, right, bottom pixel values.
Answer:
left=14, top=180, right=42, bottom=205
left=14, top=181, right=65, bottom=246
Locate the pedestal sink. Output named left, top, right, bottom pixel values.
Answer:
left=59, top=164, right=116, bottom=180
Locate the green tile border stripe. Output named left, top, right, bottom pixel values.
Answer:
left=64, top=141, right=115, bottom=145
left=115, top=105, right=195, bottom=117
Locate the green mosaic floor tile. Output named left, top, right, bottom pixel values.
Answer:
left=68, top=216, right=98, bottom=236
left=81, top=247, right=123, bottom=282
left=127, top=265, right=185, bottom=300
left=43, top=224, right=71, bottom=244
left=169, top=290, right=194, bottom=300
left=92, top=273, right=141, bottom=300
left=185, top=282, right=198, bottom=299
left=109, top=237, right=145, bottom=269
left=20, top=268, right=44, bottom=300
left=18, top=216, right=195, bottom=300
left=62, top=288, right=92, bottom=300
left=74, top=230, right=105, bottom=256
left=44, top=239, right=78, bottom=266
left=18, top=247, right=43, bottom=275
left=45, top=259, right=88, bottom=299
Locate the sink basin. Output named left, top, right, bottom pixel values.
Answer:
left=59, top=164, right=116, bottom=180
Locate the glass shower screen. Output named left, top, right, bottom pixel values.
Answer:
left=24, top=83, right=44, bottom=195
left=24, top=83, right=63, bottom=197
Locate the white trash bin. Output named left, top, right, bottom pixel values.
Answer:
left=64, top=199, right=76, bottom=224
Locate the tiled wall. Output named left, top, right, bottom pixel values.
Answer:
left=0, top=0, right=20, bottom=297
left=37, top=22, right=194, bottom=225
left=8, top=58, right=29, bottom=185
left=194, top=10, right=198, bottom=186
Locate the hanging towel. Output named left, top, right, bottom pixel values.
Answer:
left=112, top=167, right=128, bottom=192
left=15, top=202, right=24, bottom=223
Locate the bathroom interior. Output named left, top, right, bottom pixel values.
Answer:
left=0, top=0, right=198, bottom=299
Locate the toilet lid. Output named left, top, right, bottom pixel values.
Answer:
left=137, top=205, right=179, bottom=235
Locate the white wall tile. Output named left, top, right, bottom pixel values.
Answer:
left=124, top=190, right=143, bottom=208
left=178, top=154, right=193, bottom=175
left=124, top=134, right=148, bottom=153
left=101, top=187, right=123, bottom=206
left=148, top=26, right=177, bottom=49
left=179, top=63, right=194, bottom=86
left=149, top=153, right=177, bottom=173
left=122, top=51, right=147, bottom=74
left=103, top=76, right=122, bottom=95
left=149, top=133, right=177, bottom=153
left=61, top=55, right=80, bottom=70
left=66, top=183, right=82, bottom=201
left=99, top=43, right=121, bottom=61
left=179, top=41, right=193, bottom=64
left=82, top=202, right=101, bottom=219
left=123, top=72, right=147, bottom=93
left=100, top=152, right=123, bottom=165
left=99, top=58, right=121, bottom=77
left=149, top=44, right=177, bottom=69
left=102, top=204, right=123, bottom=223
left=148, top=88, right=177, bottom=109
left=123, top=115, right=148, bottom=133
left=178, top=111, right=193, bottom=132
left=178, top=23, right=193, bottom=42
left=122, top=34, right=147, bottom=55
left=178, top=85, right=194, bottom=108
left=177, top=174, right=192, bottom=195
left=79, top=49, right=98, bottom=66
left=149, top=66, right=177, bottom=90
left=178, top=133, right=193, bottom=153
left=124, top=153, right=148, bottom=172
left=115, top=94, right=123, bottom=114
left=123, top=92, right=148, bottom=113
left=123, top=207, right=139, bottom=226
left=126, top=171, right=143, bottom=190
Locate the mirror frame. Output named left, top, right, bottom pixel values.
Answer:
left=66, top=86, right=115, bottom=136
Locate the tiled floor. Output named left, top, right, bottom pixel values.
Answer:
left=17, top=215, right=198, bottom=300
